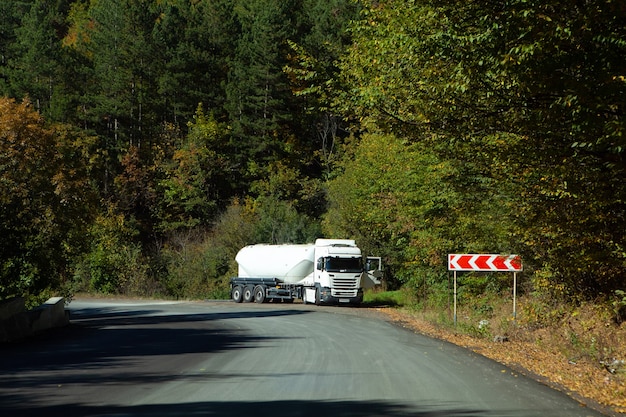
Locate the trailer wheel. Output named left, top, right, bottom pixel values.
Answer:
left=243, top=286, right=254, bottom=302
left=232, top=285, right=243, bottom=303
left=253, top=285, right=266, bottom=303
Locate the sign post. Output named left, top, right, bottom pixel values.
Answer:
left=453, top=270, right=458, bottom=325
left=448, top=254, right=523, bottom=325
left=513, top=272, right=517, bottom=319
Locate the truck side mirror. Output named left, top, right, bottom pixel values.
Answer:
left=316, top=258, right=324, bottom=271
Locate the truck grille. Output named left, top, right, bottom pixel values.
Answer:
left=331, top=275, right=359, bottom=297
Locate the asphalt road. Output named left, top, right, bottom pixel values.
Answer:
left=0, top=299, right=607, bottom=417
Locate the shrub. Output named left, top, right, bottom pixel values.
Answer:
left=73, top=208, right=152, bottom=295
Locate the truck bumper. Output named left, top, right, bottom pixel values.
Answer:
left=319, top=287, right=363, bottom=305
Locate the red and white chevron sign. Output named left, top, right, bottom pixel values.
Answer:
left=448, top=254, right=522, bottom=272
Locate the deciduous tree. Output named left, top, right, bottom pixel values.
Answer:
left=335, top=0, right=626, bottom=298
left=0, top=97, right=96, bottom=301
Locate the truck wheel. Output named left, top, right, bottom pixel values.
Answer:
left=232, top=285, right=243, bottom=303
left=314, top=287, right=321, bottom=306
left=243, top=286, right=254, bottom=302
left=253, top=285, right=266, bottom=303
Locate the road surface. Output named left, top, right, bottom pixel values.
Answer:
left=0, top=299, right=607, bottom=416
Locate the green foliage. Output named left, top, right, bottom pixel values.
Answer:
left=506, top=150, right=626, bottom=298
left=218, top=195, right=322, bottom=246
left=156, top=106, right=231, bottom=233
left=324, top=132, right=512, bottom=295
left=210, top=199, right=259, bottom=255
left=460, top=274, right=509, bottom=297
left=250, top=160, right=327, bottom=219
left=520, top=294, right=569, bottom=330
left=457, top=321, right=492, bottom=340
left=362, top=289, right=413, bottom=307
left=252, top=196, right=322, bottom=244
left=160, top=229, right=232, bottom=300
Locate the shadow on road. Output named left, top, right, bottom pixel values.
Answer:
left=0, top=399, right=489, bottom=417
left=0, top=305, right=308, bottom=387
left=68, top=304, right=311, bottom=326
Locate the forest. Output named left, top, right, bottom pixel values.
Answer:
left=1, top=0, right=626, bottom=317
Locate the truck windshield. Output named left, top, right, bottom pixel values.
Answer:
left=325, top=257, right=362, bottom=273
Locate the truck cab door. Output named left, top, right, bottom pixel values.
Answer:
left=362, top=257, right=383, bottom=288
left=315, top=257, right=324, bottom=283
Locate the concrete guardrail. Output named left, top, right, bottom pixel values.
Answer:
left=0, top=296, right=69, bottom=342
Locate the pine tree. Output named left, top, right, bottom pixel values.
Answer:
left=152, top=0, right=236, bottom=125
left=225, top=0, right=297, bottom=163
left=4, top=0, right=69, bottom=119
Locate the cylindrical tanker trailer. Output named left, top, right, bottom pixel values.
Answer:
left=230, top=239, right=382, bottom=305
left=236, top=244, right=316, bottom=284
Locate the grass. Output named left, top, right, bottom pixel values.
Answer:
left=362, top=288, right=414, bottom=307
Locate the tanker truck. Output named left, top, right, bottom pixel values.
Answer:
left=230, top=238, right=382, bottom=305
